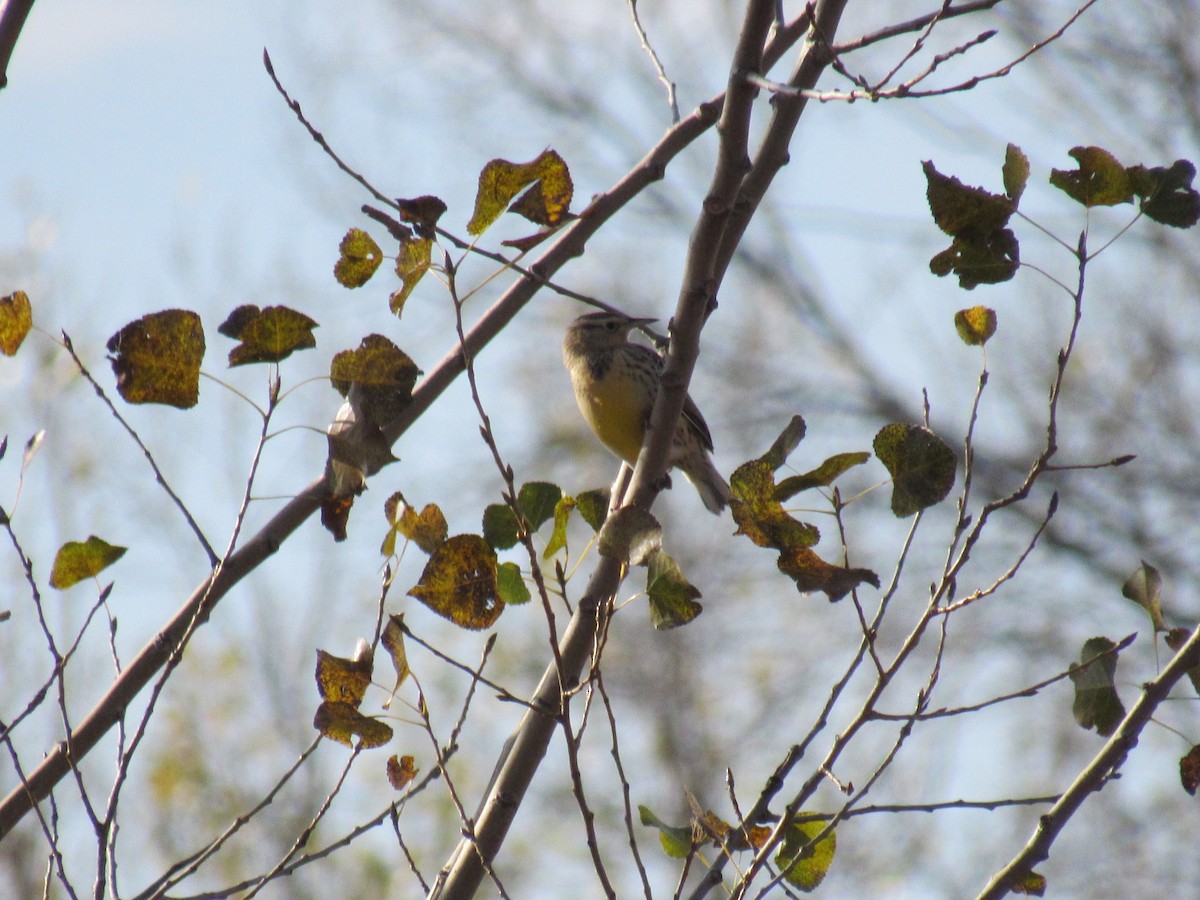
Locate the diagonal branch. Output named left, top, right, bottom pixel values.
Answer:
left=977, top=622, right=1200, bottom=899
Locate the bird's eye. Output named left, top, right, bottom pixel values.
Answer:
left=606, top=320, right=619, bottom=331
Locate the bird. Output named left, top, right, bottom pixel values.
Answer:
left=562, top=310, right=730, bottom=514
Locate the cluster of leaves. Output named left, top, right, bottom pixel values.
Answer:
left=925, top=144, right=1200, bottom=289
left=729, top=414, right=957, bottom=603
left=640, top=803, right=836, bottom=892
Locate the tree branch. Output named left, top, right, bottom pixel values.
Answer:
left=976, top=622, right=1200, bottom=899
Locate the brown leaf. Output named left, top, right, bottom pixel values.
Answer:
left=386, top=754, right=419, bottom=790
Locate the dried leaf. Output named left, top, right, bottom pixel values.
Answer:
left=107, top=309, right=205, bottom=408
left=873, top=424, right=957, bottom=517
left=387, top=754, right=419, bottom=790
left=217, top=304, right=318, bottom=366
left=407, top=534, right=503, bottom=630
left=334, top=228, right=384, bottom=287
left=0, top=291, right=32, bottom=356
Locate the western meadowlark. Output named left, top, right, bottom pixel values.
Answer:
left=562, top=311, right=731, bottom=514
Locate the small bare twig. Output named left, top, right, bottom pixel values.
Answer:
left=626, top=0, right=680, bottom=123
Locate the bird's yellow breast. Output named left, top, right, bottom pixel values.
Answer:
left=569, top=357, right=653, bottom=466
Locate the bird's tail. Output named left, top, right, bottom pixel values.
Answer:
left=682, top=456, right=731, bottom=515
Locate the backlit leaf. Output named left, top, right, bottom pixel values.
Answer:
left=107, top=309, right=204, bottom=408
left=314, top=700, right=393, bottom=748
left=517, top=481, right=561, bottom=531
left=646, top=548, right=702, bottom=629
left=49, top=536, right=127, bottom=589
left=954, top=306, right=997, bottom=346
left=1002, top=143, right=1030, bottom=204
left=390, top=236, right=433, bottom=316
left=334, top=228, right=383, bottom=287
left=387, top=754, right=419, bottom=790
left=924, top=159, right=1016, bottom=236
left=1121, top=560, right=1165, bottom=632
left=482, top=503, right=520, bottom=551
left=775, top=452, right=870, bottom=500
left=329, top=334, right=421, bottom=432
left=218, top=304, right=318, bottom=366
left=542, top=495, right=575, bottom=559
left=1013, top=870, right=1047, bottom=896
left=776, top=819, right=837, bottom=892
left=575, top=488, right=609, bottom=532
left=315, top=647, right=373, bottom=707
left=929, top=229, right=1019, bottom=289
left=467, top=150, right=573, bottom=235
left=497, top=561, right=531, bottom=605
left=1068, top=636, right=1125, bottom=737
left=731, top=421, right=878, bottom=602
left=0, top=290, right=32, bottom=356
left=408, top=534, right=503, bottom=630
left=382, top=493, right=447, bottom=556
left=638, top=805, right=693, bottom=859
left=380, top=614, right=410, bottom=707
left=873, top=424, right=957, bottom=517
left=1050, top=146, right=1133, bottom=207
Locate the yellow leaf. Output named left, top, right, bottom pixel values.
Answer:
left=334, top=228, right=384, bottom=287
left=217, top=304, right=318, bottom=366
left=380, top=614, right=410, bottom=706
left=954, top=306, right=997, bottom=346
left=315, top=648, right=373, bottom=707
left=407, top=534, right=503, bottom=630
left=314, top=700, right=393, bottom=748
left=49, top=536, right=127, bottom=589
left=0, top=290, right=32, bottom=356
left=390, top=236, right=432, bottom=316
left=467, top=149, right=573, bottom=235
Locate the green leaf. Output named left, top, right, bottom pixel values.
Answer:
left=775, top=819, right=837, bottom=892
left=496, top=561, right=531, bottom=605
left=1050, top=146, right=1133, bottom=207
left=49, top=536, right=127, bottom=589
left=517, top=481, right=561, bottom=530
left=217, top=304, right=318, bottom=366
left=1002, top=143, right=1030, bottom=204
left=954, top=306, right=998, bottom=346
left=482, top=503, right=520, bottom=551
left=334, top=228, right=384, bottom=287
left=467, top=150, right=573, bottom=235
left=1013, top=870, right=1047, bottom=896
left=407, top=534, right=502, bottom=630
left=0, top=290, right=32, bottom=356
left=873, top=424, right=957, bottom=517
left=775, top=451, right=870, bottom=500
left=1121, top=560, right=1165, bottom=632
left=638, top=805, right=693, bottom=859
left=1128, top=159, right=1200, bottom=228
left=1068, top=636, right=1125, bottom=737
left=542, top=495, right=575, bottom=559
left=646, top=548, right=703, bottom=629
left=107, top=309, right=205, bottom=408
left=574, top=488, right=609, bottom=532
